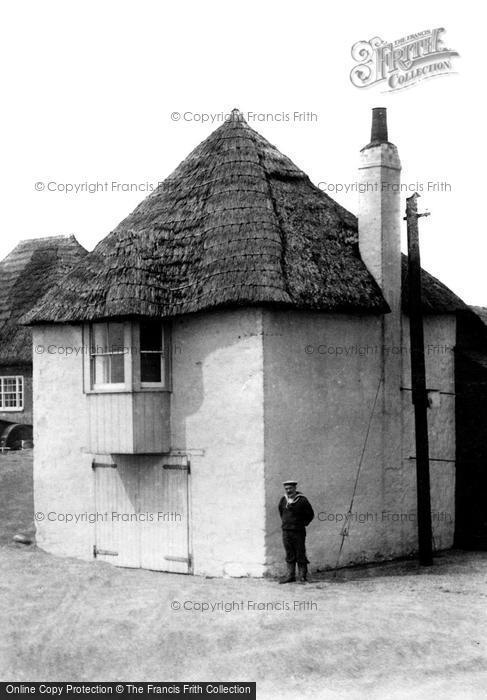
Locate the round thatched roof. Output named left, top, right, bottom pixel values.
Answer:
left=23, top=111, right=395, bottom=324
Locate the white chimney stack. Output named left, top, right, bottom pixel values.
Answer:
left=358, top=107, right=402, bottom=315
left=359, top=108, right=403, bottom=489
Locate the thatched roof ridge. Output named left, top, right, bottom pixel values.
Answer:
left=23, top=110, right=388, bottom=324
left=0, top=235, right=87, bottom=364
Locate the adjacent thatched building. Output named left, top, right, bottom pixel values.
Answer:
left=24, top=109, right=469, bottom=576
left=0, top=236, right=86, bottom=445
left=455, top=305, right=487, bottom=550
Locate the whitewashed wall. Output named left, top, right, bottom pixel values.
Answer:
left=32, top=309, right=455, bottom=578
left=33, top=311, right=267, bottom=578
left=32, top=325, right=93, bottom=559
left=262, top=311, right=385, bottom=574
left=262, top=310, right=457, bottom=575
left=171, top=308, right=266, bottom=577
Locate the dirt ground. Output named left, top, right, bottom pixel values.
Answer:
left=1, top=451, right=486, bottom=699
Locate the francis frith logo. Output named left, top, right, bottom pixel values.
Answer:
left=350, top=28, right=459, bottom=91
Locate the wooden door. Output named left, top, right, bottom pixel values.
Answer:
left=139, top=454, right=190, bottom=573
left=93, top=455, right=190, bottom=573
left=93, top=459, right=140, bottom=567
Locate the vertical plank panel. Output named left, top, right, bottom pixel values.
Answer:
left=89, top=395, right=95, bottom=453
left=114, top=394, right=119, bottom=453
left=139, top=455, right=189, bottom=573
left=151, top=393, right=156, bottom=450
left=133, top=392, right=171, bottom=453
left=89, top=392, right=172, bottom=454
left=128, top=393, right=134, bottom=452
left=88, top=394, right=137, bottom=453
left=99, top=394, right=106, bottom=454
left=94, top=457, right=140, bottom=568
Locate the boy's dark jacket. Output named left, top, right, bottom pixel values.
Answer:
left=278, top=492, right=314, bottom=531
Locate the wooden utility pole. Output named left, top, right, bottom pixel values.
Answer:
left=405, top=192, right=433, bottom=566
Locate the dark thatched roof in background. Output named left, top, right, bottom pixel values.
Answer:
left=23, top=110, right=465, bottom=325
left=470, top=306, right=487, bottom=326
left=0, top=236, right=86, bottom=364
left=23, top=110, right=389, bottom=324
left=401, top=256, right=467, bottom=314
left=460, top=305, right=487, bottom=353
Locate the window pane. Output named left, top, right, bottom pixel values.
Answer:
left=140, top=321, right=162, bottom=351
left=91, top=323, right=125, bottom=386
left=94, top=355, right=109, bottom=384
left=108, top=322, right=125, bottom=353
left=110, top=354, right=125, bottom=383
left=141, top=354, right=162, bottom=383
left=5, top=393, right=17, bottom=406
left=92, top=323, right=107, bottom=353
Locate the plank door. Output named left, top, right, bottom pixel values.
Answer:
left=139, top=454, right=190, bottom=573
left=93, top=459, right=140, bottom=568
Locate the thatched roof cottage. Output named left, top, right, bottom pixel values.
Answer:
left=0, top=236, right=86, bottom=446
left=24, top=109, right=471, bottom=576
left=455, top=305, right=487, bottom=549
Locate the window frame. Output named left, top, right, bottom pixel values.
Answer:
left=0, top=375, right=24, bottom=411
left=84, top=320, right=171, bottom=394
left=88, top=321, right=132, bottom=392
left=139, top=320, right=168, bottom=389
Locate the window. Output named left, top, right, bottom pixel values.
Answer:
left=90, top=322, right=126, bottom=388
left=140, top=321, right=166, bottom=386
left=86, top=320, right=170, bottom=392
left=0, top=376, right=23, bottom=410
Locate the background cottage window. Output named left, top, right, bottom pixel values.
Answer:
left=140, top=320, right=165, bottom=385
left=90, top=322, right=126, bottom=388
left=0, top=376, right=23, bottom=410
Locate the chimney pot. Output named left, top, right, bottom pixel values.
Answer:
left=370, top=107, right=388, bottom=144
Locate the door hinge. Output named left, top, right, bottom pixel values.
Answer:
left=93, top=545, right=119, bottom=558
left=92, top=461, right=117, bottom=470
left=164, top=554, right=191, bottom=565
left=162, top=461, right=190, bottom=472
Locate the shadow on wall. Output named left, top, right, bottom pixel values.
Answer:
left=169, top=309, right=264, bottom=454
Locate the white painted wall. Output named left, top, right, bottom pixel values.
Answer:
left=33, top=311, right=267, bottom=578
left=262, top=310, right=456, bottom=575
left=32, top=309, right=455, bottom=578
left=32, top=325, right=93, bottom=560
left=171, top=308, right=266, bottom=577
left=263, top=310, right=385, bottom=574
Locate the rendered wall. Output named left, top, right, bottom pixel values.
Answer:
left=32, top=325, right=93, bottom=559
left=170, top=308, right=266, bottom=577
left=33, top=311, right=266, bottom=577
left=32, top=309, right=455, bottom=578
left=262, top=310, right=456, bottom=575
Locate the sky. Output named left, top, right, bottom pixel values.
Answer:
left=1, top=0, right=485, bottom=304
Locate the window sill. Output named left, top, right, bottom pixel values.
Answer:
left=85, top=386, right=171, bottom=395
left=88, top=384, right=128, bottom=394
